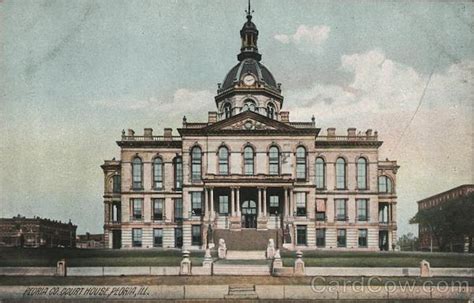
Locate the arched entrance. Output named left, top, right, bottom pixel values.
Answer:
left=241, top=200, right=257, bottom=228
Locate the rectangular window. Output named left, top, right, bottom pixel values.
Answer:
left=131, top=199, right=143, bottom=220
left=296, top=225, right=307, bottom=245
left=192, top=225, right=202, bottom=246
left=357, top=199, right=368, bottom=221
left=358, top=229, right=368, bottom=247
left=153, top=228, right=163, bottom=247
left=112, top=202, right=121, bottom=222
left=296, top=163, right=306, bottom=180
left=316, top=228, right=325, bottom=247
left=153, top=198, right=164, bottom=221
left=296, top=192, right=307, bottom=216
left=174, top=158, right=183, bottom=190
left=174, top=198, right=183, bottom=222
left=335, top=199, right=347, bottom=221
left=316, top=199, right=326, bottom=221
left=269, top=195, right=279, bottom=215
left=191, top=192, right=202, bottom=216
left=337, top=229, right=346, bottom=247
left=379, top=203, right=389, bottom=223
left=219, top=195, right=229, bottom=214
left=112, top=175, right=121, bottom=193
left=132, top=228, right=142, bottom=247
left=175, top=227, right=183, bottom=248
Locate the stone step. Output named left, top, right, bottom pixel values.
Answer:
left=225, top=284, right=258, bottom=299
left=213, top=264, right=271, bottom=276
left=226, top=250, right=266, bottom=260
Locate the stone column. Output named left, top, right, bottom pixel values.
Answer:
left=258, top=188, right=262, bottom=217
left=236, top=187, right=241, bottom=217
left=289, top=188, right=294, bottom=217
left=263, top=188, right=267, bottom=217
left=204, top=188, right=209, bottom=220
left=210, top=188, right=214, bottom=220
left=284, top=189, right=289, bottom=217
left=231, top=187, right=235, bottom=217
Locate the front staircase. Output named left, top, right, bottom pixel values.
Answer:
left=213, top=229, right=282, bottom=250
left=224, top=285, right=258, bottom=299
left=225, top=250, right=266, bottom=260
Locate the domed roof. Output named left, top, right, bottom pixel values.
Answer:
left=221, top=58, right=277, bottom=91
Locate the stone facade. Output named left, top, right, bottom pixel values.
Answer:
left=101, top=10, right=399, bottom=251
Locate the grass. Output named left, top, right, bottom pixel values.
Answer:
left=0, top=248, right=204, bottom=267
left=281, top=250, right=474, bottom=268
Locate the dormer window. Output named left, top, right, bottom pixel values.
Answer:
left=224, top=103, right=232, bottom=119
left=242, top=100, right=256, bottom=112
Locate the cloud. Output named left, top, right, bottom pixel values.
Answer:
left=275, top=25, right=330, bottom=50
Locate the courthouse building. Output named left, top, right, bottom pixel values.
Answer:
left=101, top=9, right=399, bottom=251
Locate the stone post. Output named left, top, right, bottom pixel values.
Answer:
left=180, top=250, right=192, bottom=275
left=272, top=249, right=283, bottom=269
left=294, top=251, right=305, bottom=276
left=420, top=260, right=431, bottom=277
left=56, top=259, right=67, bottom=277
left=202, top=248, right=213, bottom=270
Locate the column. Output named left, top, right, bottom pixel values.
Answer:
left=289, top=188, right=294, bottom=217
left=231, top=187, right=235, bottom=217
left=284, top=188, right=288, bottom=217
left=263, top=188, right=267, bottom=217
left=204, top=188, right=209, bottom=220
left=210, top=188, right=215, bottom=220
left=236, top=187, right=241, bottom=217
left=258, top=188, right=262, bottom=217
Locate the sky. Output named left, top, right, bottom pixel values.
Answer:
left=1, top=0, right=473, bottom=235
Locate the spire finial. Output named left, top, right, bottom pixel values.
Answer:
left=245, top=0, right=254, bottom=19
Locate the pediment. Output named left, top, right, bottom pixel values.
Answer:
left=204, top=111, right=295, bottom=132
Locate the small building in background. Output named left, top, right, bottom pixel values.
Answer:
left=76, top=233, right=104, bottom=249
left=417, top=184, right=474, bottom=252
left=0, top=215, right=77, bottom=248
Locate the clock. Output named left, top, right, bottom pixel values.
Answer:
left=243, top=74, right=256, bottom=86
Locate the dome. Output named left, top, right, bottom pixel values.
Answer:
left=221, top=58, right=278, bottom=91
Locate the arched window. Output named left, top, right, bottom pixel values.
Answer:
left=267, top=103, right=276, bottom=119
left=173, top=157, right=183, bottom=190
left=378, top=176, right=393, bottom=193
left=242, top=100, right=256, bottom=112
left=335, top=158, right=346, bottom=190
left=191, top=146, right=202, bottom=182
left=315, top=157, right=325, bottom=189
left=243, top=146, right=254, bottom=175
left=112, top=175, right=121, bottom=193
left=132, top=157, right=143, bottom=189
left=296, top=146, right=307, bottom=180
left=224, top=103, right=232, bottom=119
left=269, top=146, right=280, bottom=175
left=153, top=157, right=163, bottom=189
left=357, top=158, right=368, bottom=189
left=218, top=146, right=229, bottom=175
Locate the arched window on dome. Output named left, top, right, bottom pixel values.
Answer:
left=224, top=103, right=232, bottom=119
left=242, top=100, right=257, bottom=112
left=267, top=103, right=276, bottom=119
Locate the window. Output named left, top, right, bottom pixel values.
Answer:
left=337, top=229, right=346, bottom=247
left=242, top=100, right=256, bottom=112
left=132, top=228, right=142, bottom=247
left=335, top=199, right=347, bottom=221
left=296, top=146, right=307, bottom=180
left=131, top=199, right=143, bottom=220
left=357, top=158, right=368, bottom=189
left=174, top=198, right=183, bottom=222
left=112, top=175, right=121, bottom=193
left=191, top=192, right=203, bottom=216
left=153, top=199, right=164, bottom=221
left=315, top=157, right=325, bottom=189
left=316, top=229, right=325, bottom=247
left=269, top=195, right=279, bottom=215
left=174, top=157, right=183, bottom=190
left=192, top=225, right=202, bottom=246
left=296, top=225, right=307, bottom=245
left=378, top=176, right=393, bottom=193
left=316, top=199, right=326, bottom=221
left=267, top=103, right=275, bottom=119
left=357, top=199, right=368, bottom=221
left=132, top=157, right=143, bottom=189
left=153, top=228, right=163, bottom=247
left=112, top=202, right=121, bottom=222
left=358, top=229, right=368, bottom=247
left=219, top=195, right=229, bottom=214
left=175, top=228, right=183, bottom=248
left=296, top=192, right=307, bottom=216
left=243, top=146, right=254, bottom=175
left=218, top=146, right=229, bottom=175
left=191, top=147, right=202, bottom=182
left=336, top=158, right=346, bottom=189
left=224, top=103, right=232, bottom=118
left=269, top=146, right=280, bottom=175
left=379, top=203, right=389, bottom=223
left=153, top=157, right=164, bottom=189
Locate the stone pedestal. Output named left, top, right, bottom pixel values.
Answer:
left=420, top=260, right=431, bottom=277
left=202, top=248, right=213, bottom=268
left=272, top=249, right=283, bottom=270
left=229, top=217, right=241, bottom=230
left=56, top=259, right=66, bottom=277
left=180, top=250, right=192, bottom=275
left=294, top=250, right=305, bottom=276
left=257, top=218, right=268, bottom=230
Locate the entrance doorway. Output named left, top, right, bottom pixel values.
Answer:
left=112, top=230, right=121, bottom=249
left=379, top=230, right=389, bottom=251
left=241, top=200, right=257, bottom=228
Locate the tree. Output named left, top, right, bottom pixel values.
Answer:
left=397, top=232, right=419, bottom=251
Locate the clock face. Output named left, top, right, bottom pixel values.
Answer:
left=243, top=74, right=255, bottom=86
